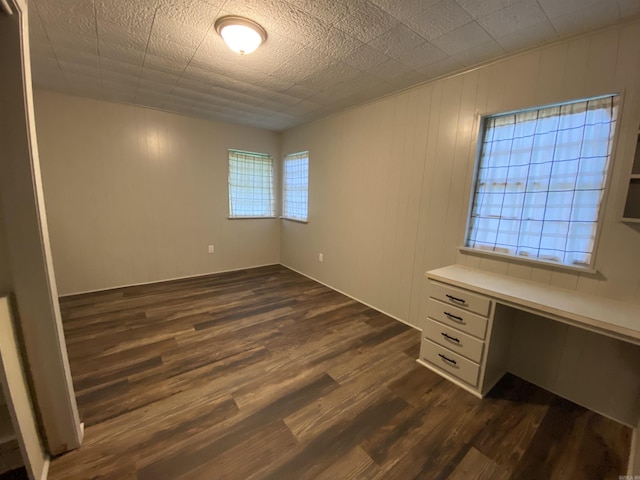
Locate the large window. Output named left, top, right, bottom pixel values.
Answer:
left=282, top=151, right=309, bottom=222
left=228, top=150, right=275, bottom=218
left=465, top=94, right=619, bottom=269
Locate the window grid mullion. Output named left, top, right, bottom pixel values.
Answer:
left=466, top=95, right=618, bottom=268
left=283, top=152, right=309, bottom=221
left=228, top=150, right=274, bottom=218
left=535, top=108, right=559, bottom=261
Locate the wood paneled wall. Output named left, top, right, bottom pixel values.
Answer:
left=282, top=21, right=640, bottom=322
left=281, top=21, right=640, bottom=425
left=32, top=21, right=640, bottom=426
left=35, top=92, right=282, bottom=295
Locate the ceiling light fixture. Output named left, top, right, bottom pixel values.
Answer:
left=214, top=16, right=267, bottom=55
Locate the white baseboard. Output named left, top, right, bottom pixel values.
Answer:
left=280, top=263, right=420, bottom=331
left=59, top=263, right=280, bottom=297
left=60, top=262, right=421, bottom=333
left=60, top=263, right=420, bottom=335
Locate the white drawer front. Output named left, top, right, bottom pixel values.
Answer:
left=420, top=338, right=480, bottom=387
left=427, top=297, right=488, bottom=339
left=423, top=318, right=484, bottom=363
left=429, top=281, right=491, bottom=317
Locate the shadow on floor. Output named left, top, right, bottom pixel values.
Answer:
left=0, top=468, right=27, bottom=480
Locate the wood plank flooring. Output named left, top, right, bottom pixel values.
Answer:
left=49, top=265, right=631, bottom=479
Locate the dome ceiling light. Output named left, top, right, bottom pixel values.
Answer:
left=214, top=16, right=267, bottom=55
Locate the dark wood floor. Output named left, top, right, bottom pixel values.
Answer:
left=49, top=265, right=630, bottom=479
left=0, top=468, right=28, bottom=480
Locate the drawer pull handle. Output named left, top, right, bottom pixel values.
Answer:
left=438, top=353, right=457, bottom=365
left=444, top=311, right=464, bottom=322
left=441, top=332, right=460, bottom=344
left=445, top=294, right=466, bottom=305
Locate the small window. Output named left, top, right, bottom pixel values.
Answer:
left=228, top=150, right=275, bottom=218
left=282, top=151, right=309, bottom=222
left=465, top=94, right=619, bottom=269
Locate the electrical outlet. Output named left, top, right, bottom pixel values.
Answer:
left=318, top=253, right=323, bottom=262
left=208, top=245, right=215, bottom=254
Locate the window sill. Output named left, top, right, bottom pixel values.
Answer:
left=228, top=216, right=277, bottom=220
left=280, top=217, right=308, bottom=224
left=458, top=246, right=599, bottom=275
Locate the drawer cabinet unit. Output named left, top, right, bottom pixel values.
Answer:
left=423, top=318, right=484, bottom=363
left=426, top=298, right=488, bottom=339
left=429, top=282, right=490, bottom=316
left=419, top=264, right=640, bottom=434
left=418, top=278, right=511, bottom=398
left=421, top=338, right=481, bottom=387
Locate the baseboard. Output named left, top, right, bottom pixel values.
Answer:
left=280, top=263, right=420, bottom=331
left=59, top=263, right=280, bottom=297
left=59, top=262, right=421, bottom=333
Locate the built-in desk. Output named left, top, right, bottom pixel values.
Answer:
left=418, top=265, right=640, bottom=399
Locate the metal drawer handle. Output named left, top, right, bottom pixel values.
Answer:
left=446, top=294, right=466, bottom=305
left=444, top=311, right=464, bottom=322
left=441, top=332, right=460, bottom=344
left=438, top=353, right=457, bottom=365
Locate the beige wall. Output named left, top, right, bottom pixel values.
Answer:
left=281, top=21, right=640, bottom=425
left=282, top=21, right=640, bottom=322
left=33, top=21, right=640, bottom=425
left=35, top=91, right=281, bottom=295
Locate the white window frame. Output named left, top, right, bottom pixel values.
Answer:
left=227, top=149, right=275, bottom=219
left=461, top=94, right=621, bottom=272
left=282, top=151, right=309, bottom=223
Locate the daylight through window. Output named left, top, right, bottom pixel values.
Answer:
left=465, top=95, right=619, bottom=268
left=228, top=150, right=275, bottom=218
left=282, top=151, right=309, bottom=222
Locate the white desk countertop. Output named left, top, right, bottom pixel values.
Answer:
left=426, top=265, right=640, bottom=346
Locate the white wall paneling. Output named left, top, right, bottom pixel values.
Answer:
left=35, top=92, right=281, bottom=295
left=33, top=19, right=640, bottom=426
left=281, top=20, right=640, bottom=425
left=282, top=19, right=640, bottom=321
left=508, top=311, right=640, bottom=426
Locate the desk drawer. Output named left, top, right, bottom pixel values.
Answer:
left=427, top=298, right=488, bottom=339
left=423, top=318, right=484, bottom=363
left=430, top=281, right=490, bottom=316
left=420, top=338, right=480, bottom=387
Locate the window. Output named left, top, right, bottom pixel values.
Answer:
left=282, top=151, right=309, bottom=222
left=465, top=95, right=619, bottom=269
left=228, top=150, right=275, bottom=218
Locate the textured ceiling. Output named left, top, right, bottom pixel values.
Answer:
left=28, top=0, right=640, bottom=131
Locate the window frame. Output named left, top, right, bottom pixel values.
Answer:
left=227, top=149, right=276, bottom=219
left=281, top=151, right=309, bottom=223
left=460, top=94, right=622, bottom=273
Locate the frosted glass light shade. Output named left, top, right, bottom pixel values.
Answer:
left=215, top=16, right=266, bottom=55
